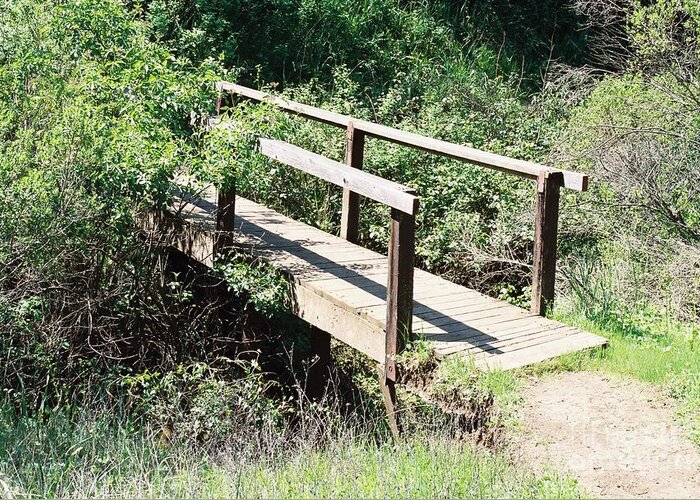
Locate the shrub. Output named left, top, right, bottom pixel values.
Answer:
left=0, top=0, right=226, bottom=405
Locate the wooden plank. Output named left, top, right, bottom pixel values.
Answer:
left=413, top=301, right=512, bottom=326
left=292, top=261, right=388, bottom=281
left=302, top=280, right=390, bottom=311
left=218, top=82, right=589, bottom=191
left=378, top=366, right=401, bottom=438
left=250, top=247, right=385, bottom=270
left=304, top=271, right=474, bottom=302
left=384, top=209, right=415, bottom=382
left=437, top=327, right=593, bottom=358
left=428, top=323, right=559, bottom=351
left=234, top=233, right=349, bottom=251
left=431, top=325, right=580, bottom=356
left=341, top=122, right=364, bottom=242
left=418, top=307, right=534, bottom=335
left=432, top=312, right=544, bottom=335
left=531, top=171, right=562, bottom=316
left=479, top=327, right=600, bottom=354
left=427, top=315, right=569, bottom=348
left=425, top=314, right=571, bottom=348
left=474, top=334, right=607, bottom=371
left=456, top=325, right=580, bottom=354
left=258, top=139, right=419, bottom=215
left=359, top=296, right=503, bottom=332
left=218, top=81, right=352, bottom=128
left=170, top=191, right=608, bottom=371
left=266, top=248, right=384, bottom=268
left=442, top=328, right=580, bottom=358
left=357, top=292, right=491, bottom=324
left=292, top=285, right=385, bottom=362
left=160, top=211, right=217, bottom=266
left=355, top=286, right=492, bottom=325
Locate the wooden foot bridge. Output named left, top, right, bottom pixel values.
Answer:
left=156, top=82, right=606, bottom=430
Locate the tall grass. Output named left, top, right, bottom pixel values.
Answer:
left=0, top=404, right=582, bottom=499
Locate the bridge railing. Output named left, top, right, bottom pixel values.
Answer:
left=257, top=138, right=418, bottom=383
left=216, top=81, right=589, bottom=316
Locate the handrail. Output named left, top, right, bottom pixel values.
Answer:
left=258, top=139, right=419, bottom=215
left=257, top=138, right=416, bottom=385
left=217, top=81, right=588, bottom=192
left=217, top=81, right=577, bottom=319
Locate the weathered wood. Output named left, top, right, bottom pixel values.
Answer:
left=438, top=325, right=579, bottom=355
left=531, top=171, right=562, bottom=316
left=166, top=192, right=607, bottom=371
left=218, top=81, right=589, bottom=191
left=475, top=334, right=606, bottom=371
left=341, top=122, right=365, bottom=242
left=215, top=185, right=236, bottom=255
left=292, top=285, right=385, bottom=362
left=218, top=81, right=350, bottom=128
left=384, top=208, right=415, bottom=383
left=416, top=304, right=527, bottom=331
left=378, top=365, right=401, bottom=438
left=216, top=91, right=224, bottom=115
left=258, top=139, right=419, bottom=215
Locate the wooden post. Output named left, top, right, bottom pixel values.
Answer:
left=531, top=171, right=563, bottom=316
left=307, top=326, right=331, bottom=402
left=340, top=122, right=365, bottom=243
left=215, top=185, right=236, bottom=256
left=378, top=365, right=401, bottom=438
left=216, top=82, right=224, bottom=115
left=380, top=207, right=415, bottom=438
left=384, top=207, right=416, bottom=382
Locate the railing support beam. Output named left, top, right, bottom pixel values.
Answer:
left=531, top=171, right=562, bottom=316
left=341, top=122, right=365, bottom=242
left=385, top=208, right=415, bottom=382
left=215, top=185, right=236, bottom=255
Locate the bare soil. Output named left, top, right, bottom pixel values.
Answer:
left=512, top=371, right=700, bottom=499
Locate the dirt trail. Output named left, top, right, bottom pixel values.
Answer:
left=512, top=371, right=700, bottom=499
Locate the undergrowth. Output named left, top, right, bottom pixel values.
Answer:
left=0, top=402, right=582, bottom=499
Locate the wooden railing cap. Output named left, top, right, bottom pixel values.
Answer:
left=258, top=138, right=419, bottom=215
left=218, top=81, right=589, bottom=192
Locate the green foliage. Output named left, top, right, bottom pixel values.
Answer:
left=216, top=254, right=291, bottom=317
left=144, top=0, right=588, bottom=92
left=236, top=437, right=581, bottom=499
left=2, top=0, right=700, bottom=493
left=122, top=359, right=286, bottom=445
left=0, top=0, right=226, bottom=405
left=629, top=0, right=700, bottom=65
left=0, top=402, right=582, bottom=498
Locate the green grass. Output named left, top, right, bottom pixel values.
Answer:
left=0, top=404, right=583, bottom=499
left=235, top=438, right=580, bottom=498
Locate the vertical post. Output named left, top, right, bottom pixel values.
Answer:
left=341, top=121, right=365, bottom=242
left=215, top=82, right=224, bottom=115
left=378, top=365, right=401, bottom=438
left=215, top=185, right=236, bottom=256
left=384, top=207, right=416, bottom=382
left=531, top=171, right=563, bottom=316
left=381, top=207, right=415, bottom=438
left=307, top=326, right=331, bottom=402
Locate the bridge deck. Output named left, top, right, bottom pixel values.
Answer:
left=168, top=188, right=606, bottom=371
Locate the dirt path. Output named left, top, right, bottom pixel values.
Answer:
left=512, top=371, right=700, bottom=498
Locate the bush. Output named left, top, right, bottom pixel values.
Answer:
left=555, top=0, right=700, bottom=322
left=0, top=0, right=226, bottom=406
